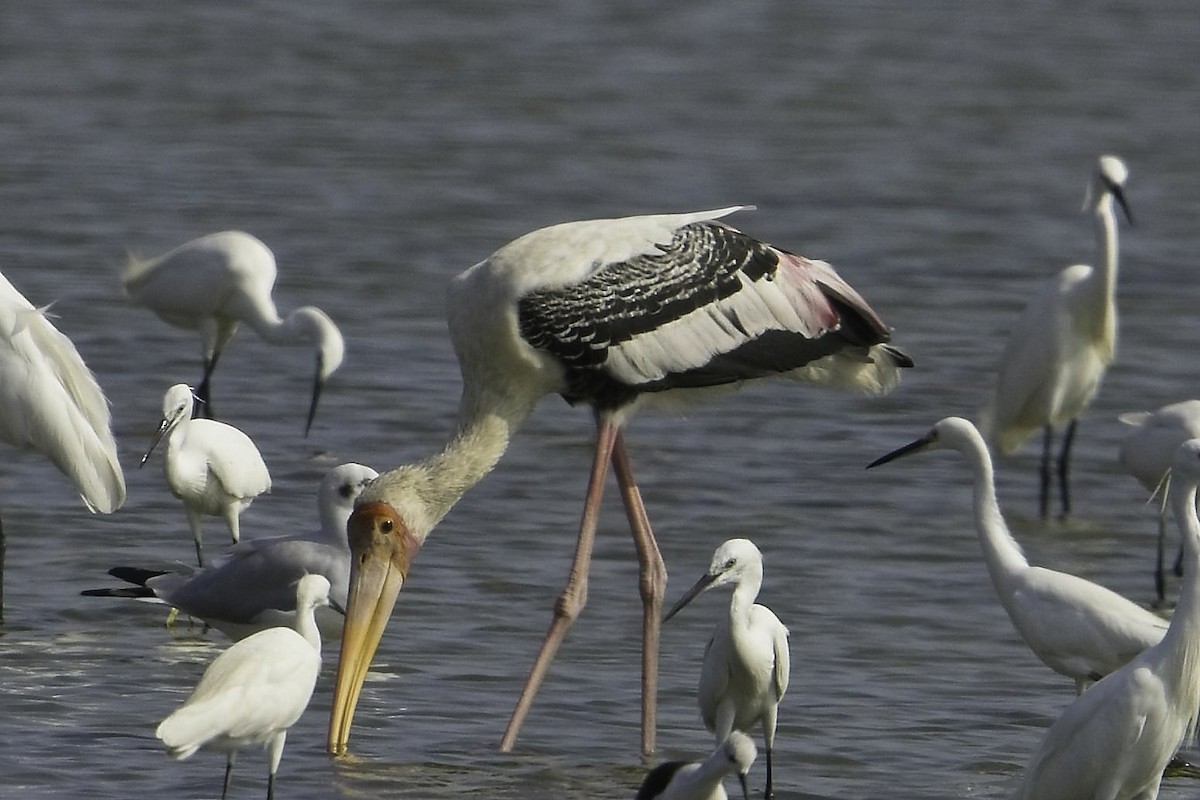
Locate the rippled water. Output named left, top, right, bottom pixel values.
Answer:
left=1, top=1, right=1198, bottom=798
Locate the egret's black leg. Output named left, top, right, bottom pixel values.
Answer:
left=1039, top=426, right=1054, bottom=520
left=764, top=743, right=774, bottom=800
left=221, top=752, right=236, bottom=800
left=1057, top=419, right=1078, bottom=519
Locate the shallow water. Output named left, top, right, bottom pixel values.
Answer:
left=1, top=1, right=1199, bottom=797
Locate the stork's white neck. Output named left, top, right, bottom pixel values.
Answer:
left=364, top=383, right=538, bottom=542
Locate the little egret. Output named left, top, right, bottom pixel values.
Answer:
left=980, top=155, right=1133, bottom=519
left=1118, top=399, right=1200, bottom=605
left=142, top=383, right=271, bottom=567
left=327, top=207, right=909, bottom=757
left=664, top=538, right=790, bottom=800
left=0, top=269, right=125, bottom=620
left=156, top=573, right=331, bottom=800
left=637, top=731, right=757, bottom=800
left=123, top=231, right=345, bottom=433
left=1012, top=438, right=1200, bottom=800
left=83, top=463, right=377, bottom=639
left=868, top=417, right=1167, bottom=693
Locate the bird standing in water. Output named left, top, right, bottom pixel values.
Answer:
left=328, top=207, right=906, bottom=757
left=665, top=538, right=790, bottom=799
left=980, top=155, right=1132, bottom=519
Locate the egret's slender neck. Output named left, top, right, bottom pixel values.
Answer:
left=684, top=750, right=736, bottom=796
left=960, top=431, right=1029, bottom=591
left=295, top=601, right=322, bottom=652
left=1159, top=482, right=1200, bottom=734
left=1089, top=192, right=1121, bottom=349
left=729, top=565, right=764, bottom=625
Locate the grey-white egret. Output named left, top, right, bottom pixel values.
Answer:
left=83, top=463, right=376, bottom=639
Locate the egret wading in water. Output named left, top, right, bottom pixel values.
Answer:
left=637, top=730, right=757, bottom=800
left=1118, top=399, right=1200, bottom=605
left=142, top=383, right=271, bottom=567
left=664, top=539, right=790, bottom=800
left=0, top=270, right=126, bottom=620
left=328, top=207, right=910, bottom=757
left=156, top=573, right=333, bottom=800
left=122, top=231, right=345, bottom=433
left=980, top=155, right=1133, bottom=519
left=868, top=417, right=1167, bottom=693
left=82, top=463, right=377, bottom=640
left=1012, top=438, right=1200, bottom=800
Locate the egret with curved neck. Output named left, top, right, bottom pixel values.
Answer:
left=868, top=416, right=1166, bottom=693
left=123, top=230, right=344, bottom=433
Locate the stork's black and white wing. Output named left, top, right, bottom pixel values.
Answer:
left=517, top=219, right=910, bottom=410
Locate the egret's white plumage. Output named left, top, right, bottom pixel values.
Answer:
left=868, top=417, right=1167, bottom=693
left=0, top=270, right=125, bottom=618
left=980, top=155, right=1133, bottom=518
left=156, top=573, right=330, bottom=800
left=637, top=731, right=757, bottom=800
left=143, top=383, right=271, bottom=567
left=327, top=208, right=907, bottom=757
left=664, top=539, right=790, bottom=800
left=83, top=463, right=377, bottom=639
left=123, top=231, right=344, bottom=433
left=1118, top=399, right=1200, bottom=604
left=1012, top=438, right=1200, bottom=800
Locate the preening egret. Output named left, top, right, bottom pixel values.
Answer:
left=664, top=539, right=790, bottom=799
left=1118, top=399, right=1200, bottom=605
left=637, top=730, right=757, bottom=800
left=0, top=269, right=125, bottom=619
left=142, top=383, right=271, bottom=567
left=328, top=207, right=910, bottom=756
left=980, top=155, right=1133, bottom=519
left=1012, top=438, right=1200, bottom=800
left=156, top=573, right=331, bottom=800
left=82, top=463, right=377, bottom=639
left=122, top=231, right=344, bottom=433
left=868, top=417, right=1167, bottom=693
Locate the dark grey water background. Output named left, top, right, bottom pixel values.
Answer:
left=1, top=1, right=1198, bottom=797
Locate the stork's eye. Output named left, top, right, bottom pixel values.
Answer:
left=724, top=558, right=736, bottom=570
left=338, top=484, right=354, bottom=498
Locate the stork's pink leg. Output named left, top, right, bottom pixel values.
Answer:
left=500, top=417, right=619, bottom=751
left=612, top=431, right=665, bottom=757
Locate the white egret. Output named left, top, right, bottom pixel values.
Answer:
left=980, top=155, right=1133, bottom=519
left=1012, top=438, right=1200, bottom=800
left=83, top=463, right=377, bottom=639
left=0, top=269, right=125, bottom=620
left=142, top=383, right=271, bottom=567
left=664, top=538, right=789, bottom=800
left=868, top=417, right=1167, bottom=693
left=156, top=573, right=331, bottom=800
left=637, top=731, right=757, bottom=800
left=123, top=231, right=345, bottom=433
left=1118, top=399, right=1200, bottom=605
left=327, top=207, right=909, bottom=756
